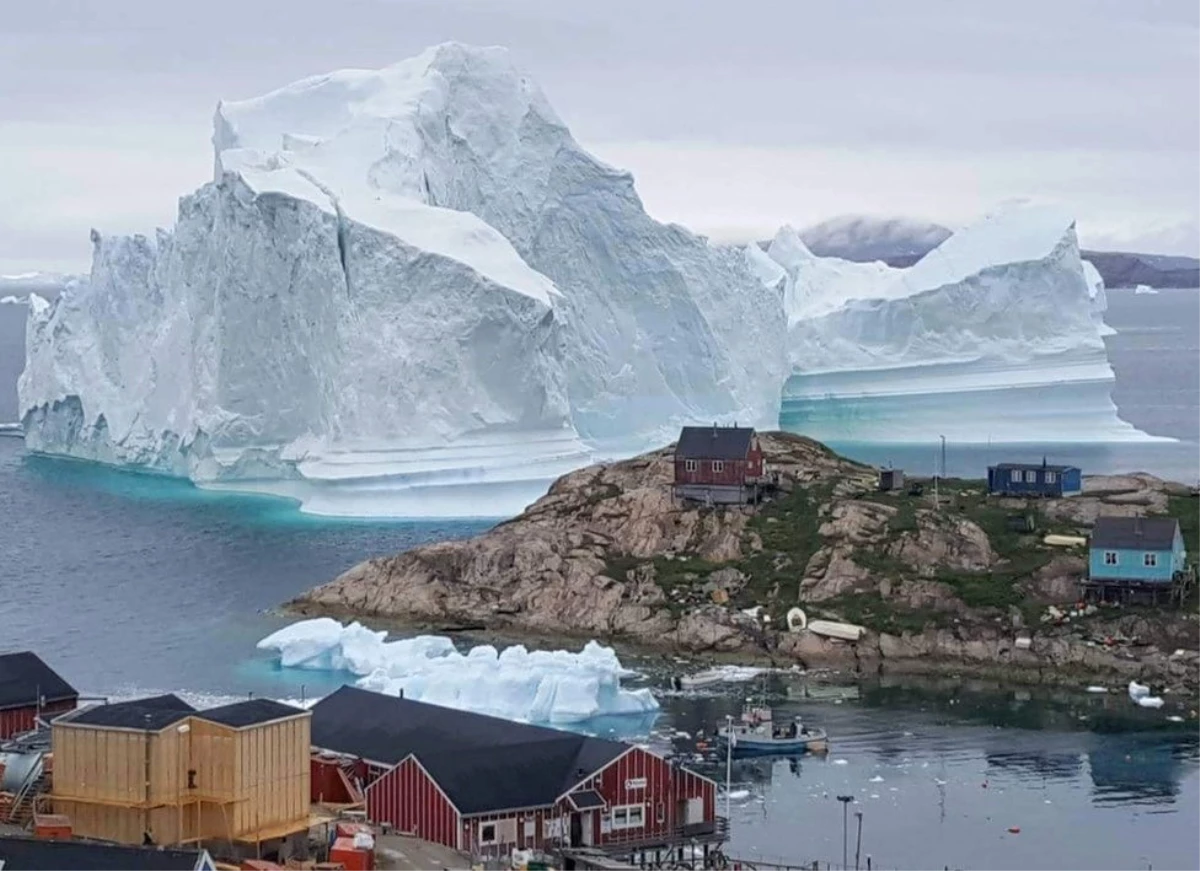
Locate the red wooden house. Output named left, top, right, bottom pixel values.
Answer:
left=0, top=652, right=78, bottom=740
left=309, top=687, right=724, bottom=863
left=673, top=425, right=765, bottom=505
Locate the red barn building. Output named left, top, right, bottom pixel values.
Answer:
left=673, top=425, right=765, bottom=505
left=310, top=688, right=723, bottom=863
left=0, top=652, right=77, bottom=740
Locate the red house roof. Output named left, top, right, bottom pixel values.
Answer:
left=0, top=652, right=77, bottom=713
left=674, top=426, right=755, bottom=460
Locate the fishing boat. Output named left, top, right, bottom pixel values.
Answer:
left=670, top=665, right=764, bottom=690
left=715, top=702, right=828, bottom=756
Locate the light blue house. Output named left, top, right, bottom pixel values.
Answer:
left=1087, top=516, right=1186, bottom=603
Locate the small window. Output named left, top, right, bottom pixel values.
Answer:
left=1104, top=551, right=1118, bottom=566
left=1025, top=470, right=1037, bottom=483
left=187, top=769, right=197, bottom=789
left=1045, top=471, right=1057, bottom=484
left=480, top=823, right=497, bottom=845
left=611, top=804, right=645, bottom=830
left=1011, top=470, right=1021, bottom=482
left=684, top=459, right=698, bottom=472
left=712, top=460, right=725, bottom=473
left=1144, top=553, right=1158, bottom=567
left=656, top=802, right=665, bottom=824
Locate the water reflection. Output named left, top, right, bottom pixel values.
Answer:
left=1088, top=735, right=1196, bottom=806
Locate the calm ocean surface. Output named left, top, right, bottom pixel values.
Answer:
left=0, top=289, right=1197, bottom=869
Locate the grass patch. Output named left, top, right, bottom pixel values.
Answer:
left=1167, top=494, right=1199, bottom=562
left=737, top=483, right=832, bottom=613
left=934, top=569, right=1023, bottom=610
left=817, top=592, right=945, bottom=635
left=602, top=554, right=642, bottom=581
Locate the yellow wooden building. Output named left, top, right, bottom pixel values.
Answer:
left=51, top=694, right=311, bottom=849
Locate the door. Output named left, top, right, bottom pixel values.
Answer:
left=685, top=797, right=704, bottom=824
left=580, top=812, right=594, bottom=846
left=570, top=813, right=582, bottom=847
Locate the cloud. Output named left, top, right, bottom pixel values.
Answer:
left=0, top=0, right=1196, bottom=271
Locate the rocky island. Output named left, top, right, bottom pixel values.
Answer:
left=292, top=433, right=1199, bottom=694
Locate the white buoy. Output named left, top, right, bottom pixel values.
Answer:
left=787, top=607, right=808, bottom=632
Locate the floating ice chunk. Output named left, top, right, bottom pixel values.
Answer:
left=1166, top=715, right=1184, bottom=723
left=1086, top=686, right=1108, bottom=693
left=1135, top=695, right=1164, bottom=709
left=869, top=775, right=884, bottom=782
left=724, top=789, right=751, bottom=801
left=1128, top=680, right=1151, bottom=700
left=832, top=758, right=849, bottom=766
left=257, top=618, right=658, bottom=724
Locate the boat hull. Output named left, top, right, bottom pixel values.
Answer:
left=717, top=730, right=828, bottom=756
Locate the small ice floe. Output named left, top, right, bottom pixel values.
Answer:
left=1086, top=686, right=1108, bottom=693
left=1044, top=799, right=1052, bottom=804
left=1136, top=696, right=1165, bottom=709
left=934, top=778, right=947, bottom=786
left=832, top=758, right=849, bottom=766
left=724, top=789, right=751, bottom=801
left=889, top=787, right=899, bottom=792
left=674, top=730, right=691, bottom=739
left=1128, top=680, right=1151, bottom=700
left=902, top=731, right=914, bottom=737
left=869, top=775, right=885, bottom=783
left=1167, top=715, right=1184, bottom=723
left=870, top=794, right=880, bottom=799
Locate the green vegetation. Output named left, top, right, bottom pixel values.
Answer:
left=737, top=483, right=832, bottom=614
left=816, top=592, right=944, bottom=635
left=1167, top=494, right=1199, bottom=563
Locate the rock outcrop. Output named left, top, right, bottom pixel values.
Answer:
left=294, top=433, right=1198, bottom=693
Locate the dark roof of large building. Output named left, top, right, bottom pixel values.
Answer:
left=675, top=426, right=756, bottom=460
left=989, top=462, right=1078, bottom=473
left=0, top=836, right=207, bottom=870
left=198, top=698, right=307, bottom=729
left=0, top=651, right=77, bottom=712
left=311, top=686, right=628, bottom=813
left=1091, top=516, right=1180, bottom=551
left=58, top=694, right=196, bottom=731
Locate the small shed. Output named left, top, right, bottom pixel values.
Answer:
left=51, top=695, right=311, bottom=849
left=878, top=469, right=905, bottom=492
left=1085, top=516, right=1187, bottom=604
left=673, top=425, right=764, bottom=505
left=0, top=652, right=78, bottom=740
left=987, top=461, right=1081, bottom=498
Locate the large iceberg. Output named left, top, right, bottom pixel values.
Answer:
left=256, top=617, right=659, bottom=724
left=18, top=44, right=1160, bottom=518
left=770, top=203, right=1161, bottom=443
left=19, top=44, right=786, bottom=516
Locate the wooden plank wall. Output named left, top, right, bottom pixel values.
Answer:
left=231, top=715, right=311, bottom=838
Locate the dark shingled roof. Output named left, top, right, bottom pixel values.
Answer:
left=675, top=426, right=755, bottom=461
left=990, top=462, right=1078, bottom=473
left=198, top=698, right=307, bottom=729
left=0, top=651, right=77, bottom=712
left=311, top=686, right=627, bottom=814
left=60, top=694, right=196, bottom=731
left=1091, top=516, right=1180, bottom=551
left=0, top=836, right=206, bottom=870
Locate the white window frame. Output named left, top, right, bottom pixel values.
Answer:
left=684, top=459, right=698, bottom=472
left=479, top=822, right=497, bottom=845
left=1010, top=469, right=1021, bottom=482
left=712, top=460, right=725, bottom=473
left=1045, top=471, right=1057, bottom=484
left=1144, top=552, right=1158, bottom=567
left=610, top=803, right=645, bottom=831
left=1025, top=470, right=1037, bottom=483
left=1104, top=551, right=1118, bottom=566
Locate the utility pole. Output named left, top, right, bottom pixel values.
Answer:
left=724, top=715, right=734, bottom=822
left=837, top=795, right=854, bottom=869
left=854, top=811, right=863, bottom=870
left=940, top=435, right=946, bottom=482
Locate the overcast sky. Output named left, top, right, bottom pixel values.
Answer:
left=1, top=0, right=1197, bottom=273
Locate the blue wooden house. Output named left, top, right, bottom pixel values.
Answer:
left=987, top=461, right=1081, bottom=497
left=1085, top=516, right=1187, bottom=604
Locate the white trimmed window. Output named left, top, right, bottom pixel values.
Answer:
left=684, top=459, right=698, bottom=472
left=1010, top=470, right=1021, bottom=482
left=611, top=804, right=645, bottom=830
left=479, top=823, right=497, bottom=845
left=1104, top=551, right=1118, bottom=566
left=1045, top=471, right=1057, bottom=484
left=712, top=460, right=725, bottom=473
left=1025, top=470, right=1037, bottom=483
left=1144, top=553, right=1158, bottom=567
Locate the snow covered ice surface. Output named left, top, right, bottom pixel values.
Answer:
left=772, top=202, right=1169, bottom=445
left=256, top=617, right=659, bottom=724
left=18, top=45, right=1163, bottom=518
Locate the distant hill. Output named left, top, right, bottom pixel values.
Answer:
left=791, top=215, right=1199, bottom=289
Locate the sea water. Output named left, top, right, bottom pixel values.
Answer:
left=0, top=289, right=1197, bottom=869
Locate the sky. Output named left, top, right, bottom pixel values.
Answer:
left=1, top=0, right=1197, bottom=274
